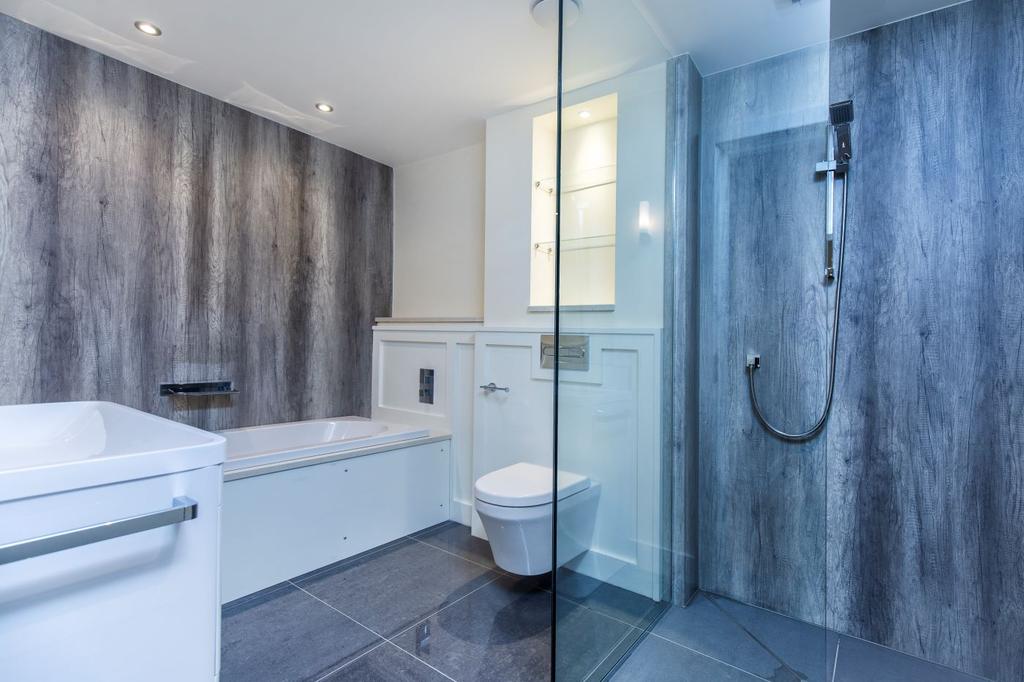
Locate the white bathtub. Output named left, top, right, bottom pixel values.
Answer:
left=220, top=417, right=450, bottom=601
left=220, top=417, right=429, bottom=473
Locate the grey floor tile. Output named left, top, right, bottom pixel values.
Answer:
left=389, top=571, right=635, bottom=682
left=711, top=594, right=838, bottom=682
left=410, top=521, right=499, bottom=571
left=390, top=572, right=635, bottom=682
left=321, top=643, right=450, bottom=681
left=295, top=537, right=498, bottom=638
left=556, top=568, right=665, bottom=628
left=651, top=594, right=792, bottom=680
left=556, top=596, right=636, bottom=681
left=579, top=626, right=649, bottom=681
left=392, top=574, right=554, bottom=682
left=833, top=635, right=984, bottom=682
left=221, top=582, right=383, bottom=682
left=611, top=635, right=763, bottom=681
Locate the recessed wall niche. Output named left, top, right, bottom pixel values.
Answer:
left=530, top=93, right=617, bottom=309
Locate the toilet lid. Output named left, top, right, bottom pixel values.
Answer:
left=474, top=462, right=590, bottom=508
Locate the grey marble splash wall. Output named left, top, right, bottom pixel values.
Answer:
left=693, top=0, right=1024, bottom=679
left=0, top=14, right=393, bottom=430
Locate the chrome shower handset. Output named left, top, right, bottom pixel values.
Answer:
left=816, top=100, right=855, bottom=282
left=830, top=100, right=855, bottom=169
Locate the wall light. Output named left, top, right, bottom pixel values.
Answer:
left=133, top=21, right=162, bottom=37
left=578, top=110, right=592, bottom=120
left=638, top=201, right=652, bottom=236
left=315, top=103, right=334, bottom=113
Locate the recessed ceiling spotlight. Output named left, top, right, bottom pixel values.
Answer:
left=530, top=0, right=582, bottom=28
left=315, top=102, right=334, bottom=113
left=133, top=20, right=162, bottom=37
left=578, top=110, right=591, bottom=119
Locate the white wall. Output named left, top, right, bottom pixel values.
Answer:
left=484, top=63, right=667, bottom=328
left=379, top=62, right=668, bottom=600
left=371, top=323, right=664, bottom=600
left=391, top=65, right=665, bottom=328
left=393, top=144, right=485, bottom=318
left=370, top=326, right=479, bottom=526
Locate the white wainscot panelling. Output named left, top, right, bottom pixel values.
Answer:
left=451, top=342, right=476, bottom=524
left=472, top=333, right=556, bottom=484
left=371, top=326, right=661, bottom=600
left=372, top=328, right=477, bottom=526
left=558, top=340, right=659, bottom=600
left=221, top=440, right=450, bottom=602
left=472, top=331, right=661, bottom=600
left=378, top=339, right=448, bottom=416
left=471, top=332, right=557, bottom=538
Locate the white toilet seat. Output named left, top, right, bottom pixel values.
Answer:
left=474, top=462, right=590, bottom=507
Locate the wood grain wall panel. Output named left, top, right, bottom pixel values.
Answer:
left=692, top=1, right=1023, bottom=679
left=0, top=14, right=392, bottom=430
left=664, top=54, right=702, bottom=607
left=827, top=1, right=1024, bottom=678
left=697, top=46, right=832, bottom=625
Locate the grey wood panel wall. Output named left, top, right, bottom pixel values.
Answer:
left=664, top=54, right=702, bottom=607
left=693, top=1, right=1023, bottom=679
left=0, top=14, right=393, bottom=431
left=826, top=1, right=1024, bottom=679
left=697, top=45, right=832, bottom=625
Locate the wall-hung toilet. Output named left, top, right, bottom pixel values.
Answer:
left=474, top=462, right=599, bottom=576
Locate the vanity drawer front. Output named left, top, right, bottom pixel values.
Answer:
left=0, top=465, right=222, bottom=682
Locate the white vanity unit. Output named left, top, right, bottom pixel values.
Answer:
left=0, top=402, right=225, bottom=682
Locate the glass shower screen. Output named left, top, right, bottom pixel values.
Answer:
left=552, top=0, right=834, bottom=679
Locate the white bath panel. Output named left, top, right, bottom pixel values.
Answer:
left=221, top=439, right=450, bottom=602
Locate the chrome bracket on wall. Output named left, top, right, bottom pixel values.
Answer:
left=816, top=157, right=838, bottom=282
left=541, top=334, right=589, bottom=371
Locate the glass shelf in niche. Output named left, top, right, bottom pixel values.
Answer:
left=534, top=164, right=617, bottom=195
left=533, top=233, right=616, bottom=255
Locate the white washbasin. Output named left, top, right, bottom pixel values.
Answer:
left=0, top=401, right=225, bottom=503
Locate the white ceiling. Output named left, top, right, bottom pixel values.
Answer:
left=637, top=0, right=966, bottom=76
left=0, top=0, right=965, bottom=167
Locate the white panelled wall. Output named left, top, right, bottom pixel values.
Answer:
left=379, top=58, right=667, bottom=601
left=370, top=328, right=478, bottom=525
left=371, top=324, right=663, bottom=600
left=485, top=63, right=666, bottom=328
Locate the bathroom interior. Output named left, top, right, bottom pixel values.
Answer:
left=0, top=0, right=1021, bottom=680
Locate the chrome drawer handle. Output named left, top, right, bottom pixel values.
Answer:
left=0, top=497, right=198, bottom=566
left=479, top=382, right=510, bottom=394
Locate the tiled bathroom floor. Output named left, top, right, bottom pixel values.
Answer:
left=222, top=522, right=985, bottom=682
left=612, top=594, right=988, bottom=682
left=220, top=521, right=661, bottom=681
